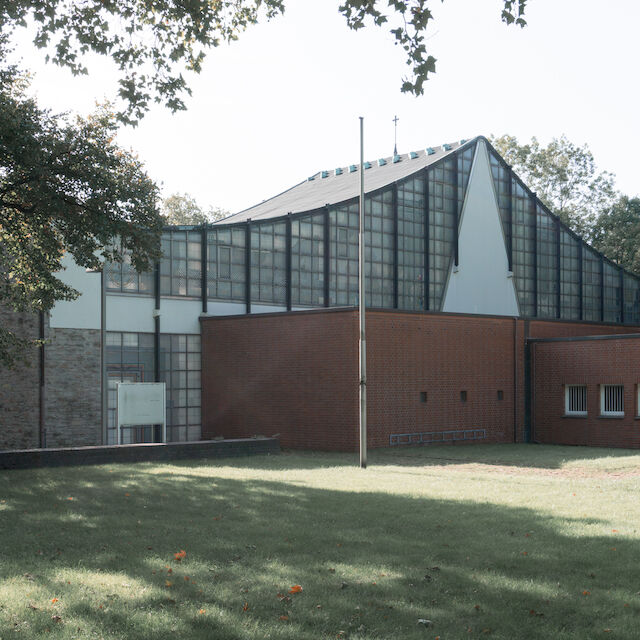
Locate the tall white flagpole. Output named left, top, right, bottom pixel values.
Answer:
left=359, top=116, right=367, bottom=469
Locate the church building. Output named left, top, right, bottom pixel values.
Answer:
left=3, top=136, right=640, bottom=451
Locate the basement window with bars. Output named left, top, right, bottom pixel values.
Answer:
left=565, top=385, right=587, bottom=416
left=600, top=385, right=624, bottom=417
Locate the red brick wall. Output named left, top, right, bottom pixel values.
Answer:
left=201, top=309, right=640, bottom=451
left=366, top=312, right=520, bottom=447
left=201, top=309, right=359, bottom=450
left=532, top=336, right=640, bottom=448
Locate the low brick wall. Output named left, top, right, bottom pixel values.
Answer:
left=0, top=438, right=280, bottom=470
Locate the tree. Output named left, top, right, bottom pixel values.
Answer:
left=162, top=193, right=228, bottom=225
left=592, top=197, right=640, bottom=274
left=1, top=0, right=529, bottom=124
left=490, top=134, right=618, bottom=239
left=0, top=61, right=161, bottom=366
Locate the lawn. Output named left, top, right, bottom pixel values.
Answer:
left=1, top=444, right=640, bottom=639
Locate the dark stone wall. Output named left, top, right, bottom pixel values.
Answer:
left=44, top=328, right=102, bottom=447
left=0, top=306, right=41, bottom=450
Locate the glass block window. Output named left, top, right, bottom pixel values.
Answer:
left=565, top=384, right=587, bottom=416
left=428, top=158, right=457, bottom=310
left=600, top=384, right=624, bottom=416
left=291, top=213, right=325, bottom=307
left=159, top=334, right=201, bottom=442
left=489, top=149, right=511, bottom=259
left=397, top=175, right=426, bottom=310
left=511, top=180, right=536, bottom=316
left=457, top=143, right=476, bottom=213
left=603, top=261, right=622, bottom=323
left=329, top=203, right=359, bottom=306
left=559, top=229, right=581, bottom=320
left=207, top=225, right=246, bottom=301
left=105, top=243, right=153, bottom=295
left=160, top=230, right=202, bottom=297
left=582, top=246, right=602, bottom=321
left=251, top=222, right=287, bottom=305
left=105, top=332, right=156, bottom=445
left=364, top=188, right=395, bottom=308
left=623, top=272, right=640, bottom=325
left=536, top=206, right=558, bottom=318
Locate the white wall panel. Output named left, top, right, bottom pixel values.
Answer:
left=106, top=295, right=155, bottom=333
left=443, top=140, right=519, bottom=316
left=159, top=299, right=202, bottom=334
left=49, top=253, right=101, bottom=329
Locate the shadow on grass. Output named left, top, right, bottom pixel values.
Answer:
left=1, top=460, right=639, bottom=639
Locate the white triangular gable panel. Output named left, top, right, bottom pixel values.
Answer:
left=442, top=140, right=520, bottom=316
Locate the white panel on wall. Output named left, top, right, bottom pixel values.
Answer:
left=442, top=140, right=519, bottom=316
left=251, top=304, right=288, bottom=314
left=160, top=299, right=202, bottom=334
left=49, top=253, right=101, bottom=330
left=106, top=295, right=155, bottom=333
left=206, top=301, right=247, bottom=316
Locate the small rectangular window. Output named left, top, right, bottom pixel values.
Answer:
left=600, top=384, right=624, bottom=416
left=460, top=390, right=467, bottom=402
left=420, top=392, right=427, bottom=403
left=497, top=390, right=504, bottom=401
left=565, top=385, right=587, bottom=416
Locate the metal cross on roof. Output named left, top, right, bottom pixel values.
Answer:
left=393, top=115, right=399, bottom=155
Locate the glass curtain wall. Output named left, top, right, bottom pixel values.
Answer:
left=559, top=229, right=581, bottom=320
left=397, top=176, right=426, bottom=310
left=207, top=225, right=246, bottom=301
left=106, top=331, right=201, bottom=444
left=291, top=213, right=325, bottom=307
left=251, top=221, right=287, bottom=305
left=364, top=189, right=395, bottom=308
left=536, top=205, right=558, bottom=318
left=105, top=143, right=640, bottom=326
left=160, top=230, right=202, bottom=297
left=428, top=157, right=457, bottom=310
left=582, top=246, right=602, bottom=321
left=602, top=261, right=622, bottom=323
left=105, top=243, right=154, bottom=294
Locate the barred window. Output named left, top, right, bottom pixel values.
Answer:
left=600, top=384, right=624, bottom=416
left=565, top=385, right=587, bottom=416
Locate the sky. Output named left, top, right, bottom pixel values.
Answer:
left=9, top=0, right=640, bottom=214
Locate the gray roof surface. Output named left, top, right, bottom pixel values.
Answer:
left=217, top=137, right=474, bottom=224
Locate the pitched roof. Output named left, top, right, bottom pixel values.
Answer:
left=217, top=138, right=473, bottom=224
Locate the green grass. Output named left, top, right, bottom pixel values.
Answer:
left=1, top=444, right=640, bottom=639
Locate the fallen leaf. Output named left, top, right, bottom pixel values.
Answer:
left=243, top=602, right=249, bottom=612
left=198, top=609, right=206, bottom=615
left=582, top=590, right=591, bottom=596
left=174, top=550, right=187, bottom=561
left=125, top=493, right=130, bottom=497
left=66, top=497, right=73, bottom=501
left=165, top=581, right=173, bottom=587
left=279, top=615, right=289, bottom=621
left=288, top=584, right=303, bottom=594
left=51, top=598, right=58, bottom=604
